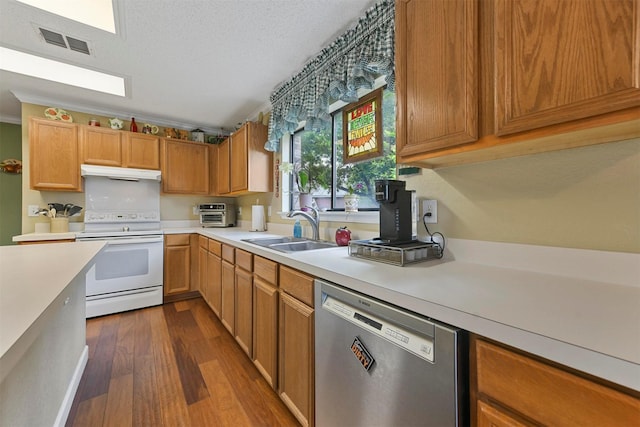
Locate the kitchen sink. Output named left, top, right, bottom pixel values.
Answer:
left=242, top=236, right=337, bottom=253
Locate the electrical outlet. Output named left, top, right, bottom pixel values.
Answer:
left=237, top=207, right=242, bottom=218
left=28, top=205, right=41, bottom=217
left=267, top=206, right=272, bottom=217
left=422, top=199, right=437, bottom=224
left=192, top=205, right=199, bottom=215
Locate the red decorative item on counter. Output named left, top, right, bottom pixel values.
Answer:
left=335, top=226, right=352, bottom=246
left=130, top=117, right=138, bottom=132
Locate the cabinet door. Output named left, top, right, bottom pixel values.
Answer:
left=207, top=251, right=222, bottom=318
left=396, top=0, right=478, bottom=159
left=279, top=291, right=314, bottom=427
left=235, top=266, right=253, bottom=357
left=161, top=139, right=209, bottom=194
left=230, top=125, right=248, bottom=192
left=198, top=245, right=208, bottom=302
left=164, top=245, right=190, bottom=296
left=220, top=260, right=235, bottom=334
left=494, top=0, right=640, bottom=135
left=253, top=277, right=278, bottom=389
left=217, top=138, right=230, bottom=194
left=123, top=133, right=160, bottom=169
left=80, top=125, right=122, bottom=166
left=29, top=118, right=81, bottom=191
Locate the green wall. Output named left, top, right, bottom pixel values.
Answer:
left=0, top=122, right=22, bottom=245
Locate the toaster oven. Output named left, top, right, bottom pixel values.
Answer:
left=198, top=203, right=236, bottom=227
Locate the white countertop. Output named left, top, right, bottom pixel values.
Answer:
left=190, top=228, right=640, bottom=391
left=0, top=241, right=106, bottom=360
left=10, top=226, right=640, bottom=390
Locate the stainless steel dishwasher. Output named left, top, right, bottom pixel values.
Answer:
left=315, top=279, right=468, bottom=427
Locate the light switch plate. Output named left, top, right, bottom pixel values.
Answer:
left=422, top=199, right=437, bottom=224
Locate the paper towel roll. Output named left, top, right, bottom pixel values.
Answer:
left=252, top=205, right=266, bottom=231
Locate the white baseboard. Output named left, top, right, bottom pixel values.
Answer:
left=53, top=345, right=88, bottom=427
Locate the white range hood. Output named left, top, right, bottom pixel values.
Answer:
left=81, top=164, right=161, bottom=181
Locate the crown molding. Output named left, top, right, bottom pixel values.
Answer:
left=11, top=90, right=229, bottom=135
left=0, top=114, right=22, bottom=125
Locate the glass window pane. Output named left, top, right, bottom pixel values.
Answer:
left=289, top=88, right=396, bottom=212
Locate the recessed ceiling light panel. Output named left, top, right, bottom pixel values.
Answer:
left=17, top=0, right=116, bottom=33
left=0, top=47, right=125, bottom=96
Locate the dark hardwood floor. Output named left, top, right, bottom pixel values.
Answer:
left=66, top=298, right=300, bottom=426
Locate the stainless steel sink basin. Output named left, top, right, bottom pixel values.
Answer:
left=242, top=236, right=337, bottom=253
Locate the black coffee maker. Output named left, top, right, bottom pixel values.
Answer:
left=375, top=179, right=415, bottom=243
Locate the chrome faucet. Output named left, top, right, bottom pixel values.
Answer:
left=287, top=206, right=320, bottom=240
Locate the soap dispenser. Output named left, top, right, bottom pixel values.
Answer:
left=293, top=219, right=302, bottom=238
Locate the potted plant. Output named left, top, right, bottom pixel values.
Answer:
left=281, top=162, right=327, bottom=209
left=344, top=183, right=364, bottom=212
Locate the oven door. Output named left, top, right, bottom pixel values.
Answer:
left=84, top=236, right=164, bottom=297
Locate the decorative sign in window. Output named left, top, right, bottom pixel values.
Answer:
left=343, top=88, right=383, bottom=164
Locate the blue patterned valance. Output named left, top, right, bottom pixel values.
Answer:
left=265, top=0, right=395, bottom=151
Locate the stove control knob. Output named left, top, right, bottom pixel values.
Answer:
left=123, top=226, right=130, bottom=232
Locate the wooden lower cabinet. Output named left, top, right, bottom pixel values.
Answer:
left=279, top=266, right=315, bottom=427
left=220, top=245, right=236, bottom=334
left=472, top=336, right=640, bottom=426
left=164, top=234, right=191, bottom=296
left=252, top=255, right=279, bottom=390
left=234, top=249, right=253, bottom=357
left=198, top=237, right=208, bottom=301
left=207, top=249, right=222, bottom=317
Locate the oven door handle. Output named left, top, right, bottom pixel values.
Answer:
left=105, top=237, right=164, bottom=245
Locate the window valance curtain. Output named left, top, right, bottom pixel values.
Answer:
left=265, top=0, right=395, bottom=151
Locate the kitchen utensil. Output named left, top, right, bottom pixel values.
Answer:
left=50, top=207, right=56, bottom=218
left=49, top=203, right=64, bottom=213
left=68, top=205, right=83, bottom=216
left=63, top=203, right=73, bottom=217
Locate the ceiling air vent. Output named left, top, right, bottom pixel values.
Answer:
left=39, top=28, right=67, bottom=48
left=39, top=27, right=91, bottom=55
left=66, top=36, right=90, bottom=55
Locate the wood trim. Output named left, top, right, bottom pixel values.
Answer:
left=163, top=290, right=200, bottom=303
left=399, top=107, right=640, bottom=168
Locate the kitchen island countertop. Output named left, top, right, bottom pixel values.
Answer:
left=0, top=242, right=106, bottom=367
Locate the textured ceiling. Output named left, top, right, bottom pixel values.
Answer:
left=0, top=0, right=377, bottom=132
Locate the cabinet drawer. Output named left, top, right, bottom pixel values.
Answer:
left=254, top=256, right=277, bottom=285
left=222, top=244, right=235, bottom=263
left=208, top=239, right=222, bottom=256
left=198, top=235, right=208, bottom=249
left=165, top=234, right=190, bottom=246
left=235, top=249, right=253, bottom=271
left=476, top=339, right=640, bottom=426
left=279, top=266, right=314, bottom=307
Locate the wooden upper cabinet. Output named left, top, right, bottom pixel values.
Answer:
left=217, top=137, right=231, bottom=194
left=494, top=0, right=640, bottom=136
left=395, top=0, right=478, bottom=157
left=161, top=139, right=209, bottom=194
left=80, top=125, right=122, bottom=166
left=122, top=133, right=160, bottom=170
left=29, top=118, right=82, bottom=192
left=229, top=121, right=272, bottom=194
left=395, top=0, right=640, bottom=168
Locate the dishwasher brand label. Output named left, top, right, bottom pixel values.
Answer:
left=351, top=337, right=375, bottom=372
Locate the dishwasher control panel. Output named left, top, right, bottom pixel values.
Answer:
left=322, top=295, right=434, bottom=362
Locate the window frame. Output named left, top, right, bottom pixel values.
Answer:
left=279, top=76, right=392, bottom=224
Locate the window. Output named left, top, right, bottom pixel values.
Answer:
left=286, top=87, right=396, bottom=214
